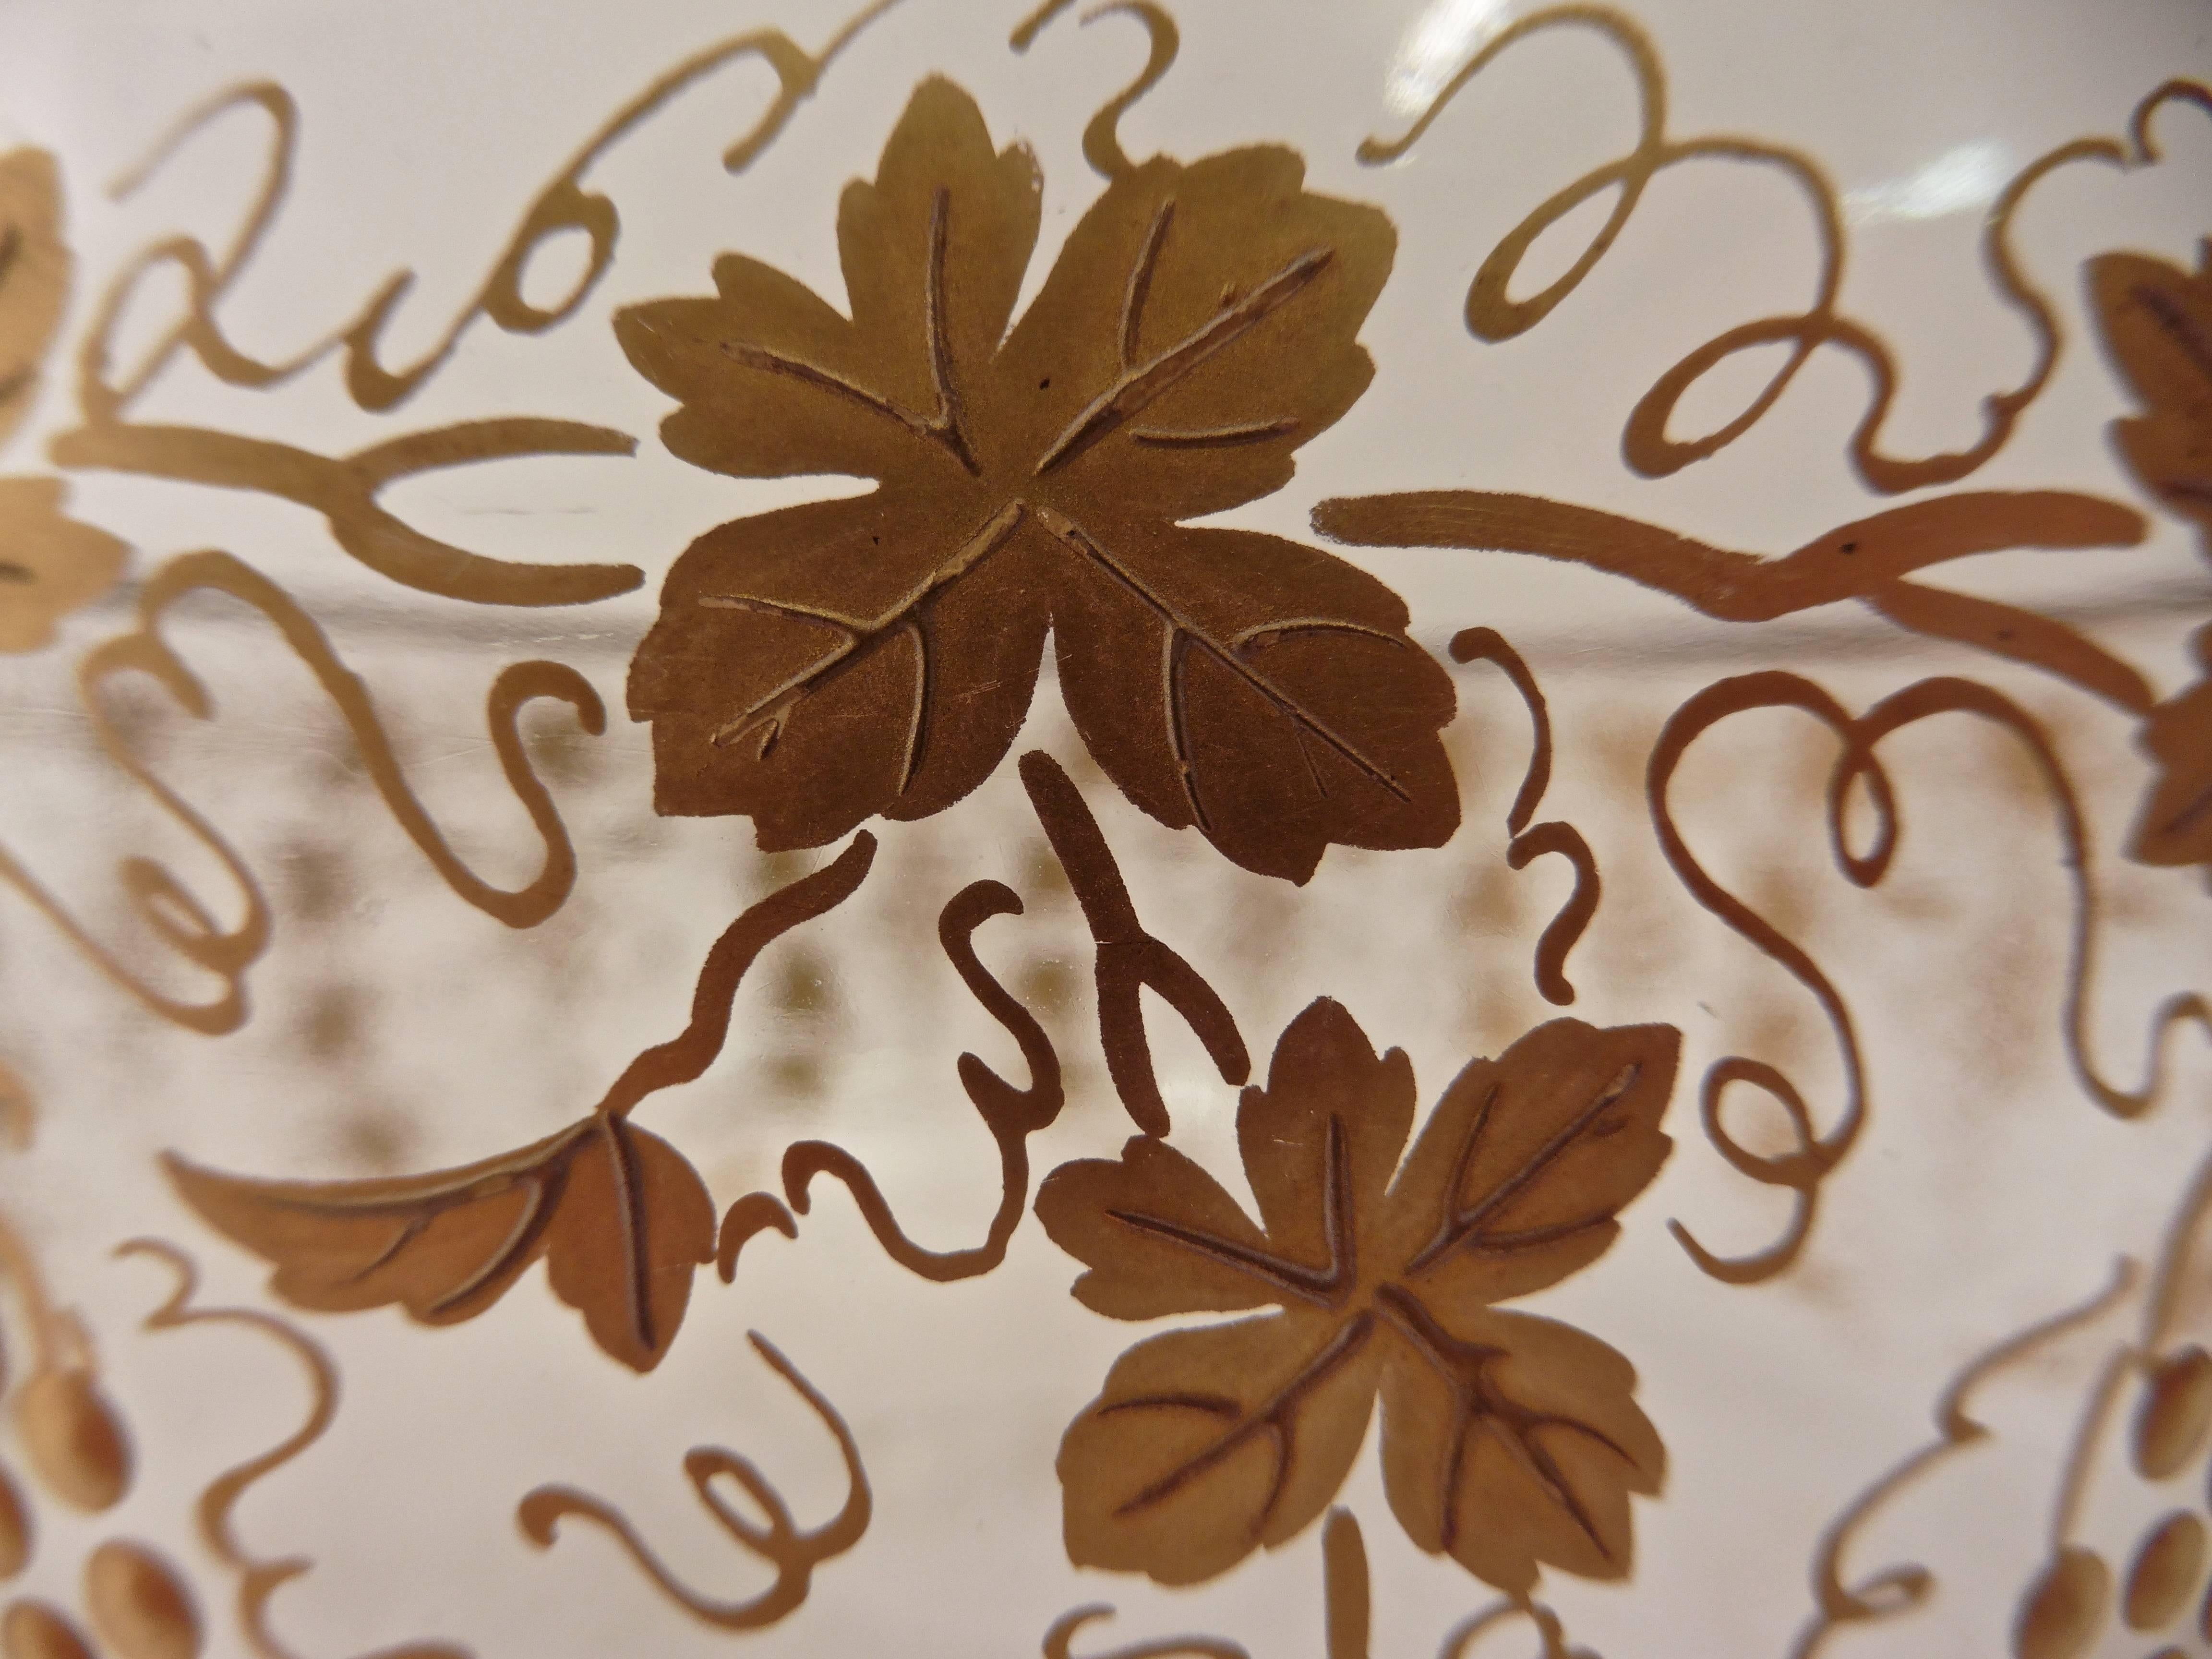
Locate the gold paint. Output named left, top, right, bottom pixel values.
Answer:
left=118, top=1239, right=464, bottom=1659
left=2126, top=625, right=2212, bottom=882
left=1040, top=999, right=1676, bottom=1591
left=2134, top=1345, right=2212, bottom=1479
left=1788, top=1260, right=2137, bottom=1657
left=1020, top=751, right=1244, bottom=1135
left=52, top=2, right=903, bottom=606
left=0, top=1467, right=28, bottom=1579
left=2122, top=1512, right=2206, bottom=1630
left=2015, top=1547, right=2110, bottom=1659
left=82, top=1540, right=200, bottom=1659
left=0, top=1602, right=93, bottom=1659
left=0, top=479, right=126, bottom=657
left=0, top=1060, right=28, bottom=1151
left=1043, top=1506, right=1580, bottom=1658
left=618, top=75, right=1456, bottom=881
left=2, top=542, right=612, bottom=1036
left=0, top=1209, right=132, bottom=1517
left=1363, top=8, right=2210, bottom=494
left=167, top=837, right=874, bottom=1370
left=1641, top=674, right=2211, bottom=1282
left=1447, top=628, right=1598, bottom=1006
left=516, top=1332, right=867, bottom=1631
left=1316, top=491, right=2157, bottom=715
left=752, top=876, right=1063, bottom=1282
left=2090, top=230, right=2212, bottom=563
left=0, top=150, right=67, bottom=455
left=12, top=1370, right=129, bottom=1515
left=1012, top=1, right=1180, bottom=182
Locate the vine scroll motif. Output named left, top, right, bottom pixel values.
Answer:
left=517, top=1332, right=868, bottom=1633
left=50, top=0, right=905, bottom=605
left=719, top=746, right=1244, bottom=1282
left=118, top=1237, right=466, bottom=1659
left=1792, top=1138, right=2212, bottom=1659
left=1447, top=628, right=1599, bottom=1007
left=1039, top=998, right=1678, bottom=1594
left=1316, top=492, right=2158, bottom=718
left=1045, top=1508, right=1587, bottom=1659
left=1358, top=0, right=2212, bottom=497
left=1646, top=673, right=2211, bottom=1284
left=4, top=0, right=907, bottom=1039
left=164, top=835, right=874, bottom=1371
left=6, top=549, right=604, bottom=1037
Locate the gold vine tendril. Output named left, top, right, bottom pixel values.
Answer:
left=115, top=1237, right=466, bottom=1659
left=1011, top=0, right=1180, bottom=182
left=53, top=0, right=904, bottom=605
left=1448, top=627, right=1599, bottom=1005
left=8, top=548, right=596, bottom=1036
left=2005, top=1141, right=2212, bottom=1658
left=726, top=874, right=1066, bottom=1283
left=1360, top=5, right=2212, bottom=493
left=1044, top=1509, right=1584, bottom=1659
left=1020, top=749, right=1248, bottom=1137
left=1648, top=673, right=2212, bottom=1284
left=1315, top=492, right=2156, bottom=717
left=516, top=1331, right=867, bottom=1633
left=115, top=553, right=601, bottom=930
left=1787, top=1257, right=2140, bottom=1659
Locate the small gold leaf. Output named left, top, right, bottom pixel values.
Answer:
left=167, top=1114, right=715, bottom=1372
left=0, top=1601, right=94, bottom=1659
left=2134, top=1346, right=2212, bottom=1479
left=2014, top=1547, right=2109, bottom=1659
left=82, top=1541, right=198, bottom=1659
left=2124, top=1511, right=2207, bottom=1631
left=13, top=1369, right=130, bottom=1512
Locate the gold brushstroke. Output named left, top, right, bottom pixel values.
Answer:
left=1788, top=1259, right=2139, bottom=1658
left=1315, top=493, right=2156, bottom=717
left=754, top=875, right=1065, bottom=1281
left=1647, top=674, right=2212, bottom=1282
left=516, top=1332, right=867, bottom=1631
left=53, top=1, right=904, bottom=605
left=119, top=1238, right=463, bottom=1659
left=0, top=1200, right=131, bottom=1517
left=1, top=544, right=597, bottom=1034
left=1019, top=750, right=1246, bottom=1135
left=165, top=836, right=874, bottom=1372
left=1044, top=1507, right=1583, bottom=1658
left=1447, top=627, right=1599, bottom=1005
left=1010, top=0, right=1180, bottom=181
left=1361, top=6, right=2212, bottom=493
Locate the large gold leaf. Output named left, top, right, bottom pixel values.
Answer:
left=1042, top=998, right=1677, bottom=1590
left=165, top=1115, right=714, bottom=1372
left=616, top=77, right=1454, bottom=883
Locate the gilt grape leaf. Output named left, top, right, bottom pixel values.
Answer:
left=165, top=1114, right=715, bottom=1373
left=616, top=77, right=1456, bottom=883
left=2090, top=244, right=2212, bottom=561
left=1037, top=998, right=1677, bottom=1592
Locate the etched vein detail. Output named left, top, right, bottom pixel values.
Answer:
left=617, top=74, right=1457, bottom=882
left=1038, top=998, right=1680, bottom=1593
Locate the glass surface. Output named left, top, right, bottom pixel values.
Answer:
left=0, top=1, right=2208, bottom=1654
